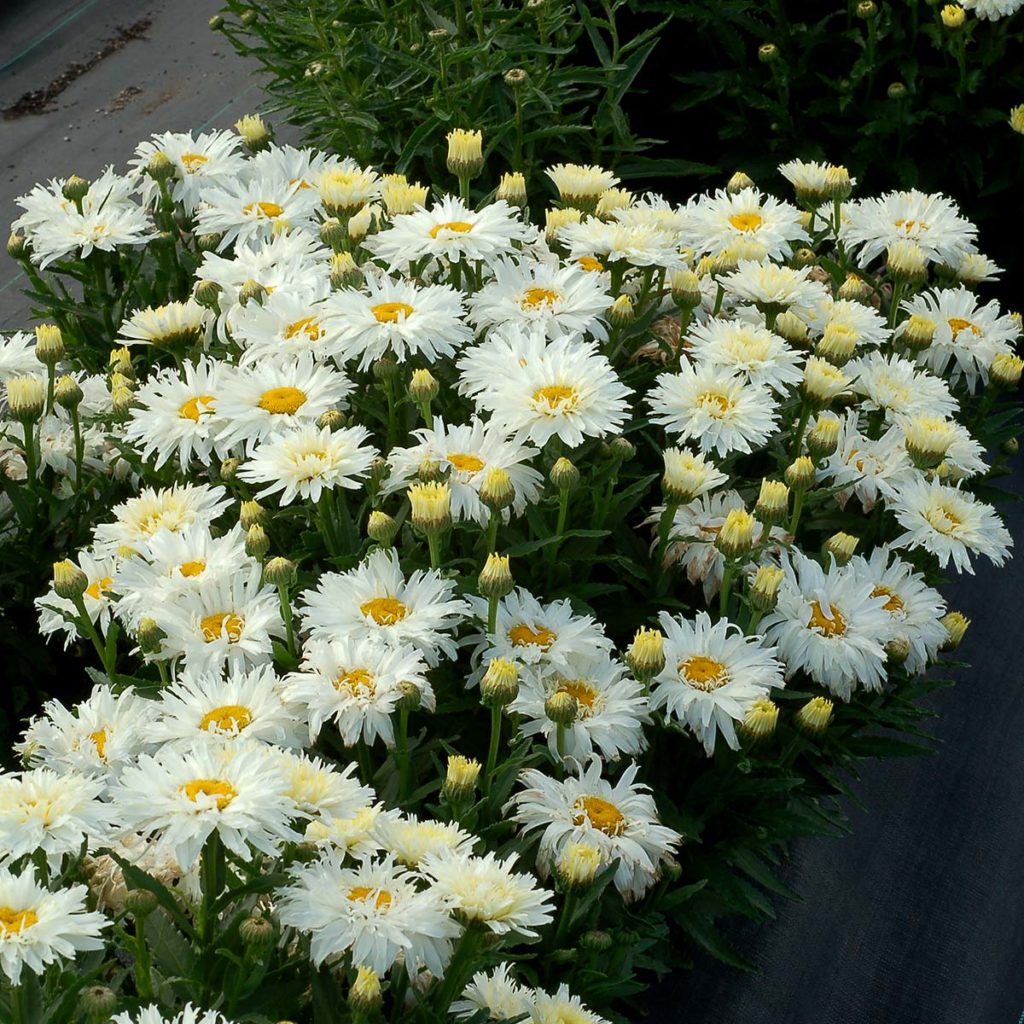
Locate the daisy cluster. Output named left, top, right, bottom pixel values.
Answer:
left=0, top=123, right=1018, bottom=1022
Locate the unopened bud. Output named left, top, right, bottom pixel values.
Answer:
left=817, top=322, right=859, bottom=366
left=239, top=911, right=275, bottom=948
left=774, top=310, right=809, bottom=346
left=367, top=509, right=398, bottom=545
left=442, top=754, right=481, bottom=803
left=837, top=273, right=872, bottom=303
left=146, top=151, right=176, bottom=182
left=990, top=352, right=1023, bottom=389
left=627, top=627, right=665, bottom=678
left=245, top=523, right=270, bottom=560
left=240, top=500, right=266, bottom=529
left=264, top=556, right=297, bottom=587
left=727, top=170, right=755, bottom=193
left=715, top=507, right=757, bottom=559
left=749, top=565, right=785, bottom=612
left=238, top=279, right=267, bottom=306
left=7, top=375, right=46, bottom=422
left=754, top=479, right=789, bottom=525
left=480, top=467, right=515, bottom=512
left=496, top=171, right=527, bottom=208
left=939, top=611, right=970, bottom=650
left=795, top=696, right=834, bottom=734
left=62, top=176, right=89, bottom=202
left=479, top=553, right=513, bottom=599
left=34, top=324, right=64, bottom=366
left=901, top=314, right=937, bottom=351
left=137, top=617, right=165, bottom=655
left=785, top=456, right=816, bottom=490
left=806, top=414, right=841, bottom=460
left=545, top=690, right=579, bottom=726
left=740, top=696, right=779, bottom=740
left=53, top=375, right=83, bottom=411
left=550, top=457, right=580, bottom=491
left=803, top=357, right=849, bottom=407
left=823, top=531, right=858, bottom=565
left=373, top=355, right=400, bottom=381
left=556, top=843, right=602, bottom=891
left=317, top=409, right=347, bottom=431
left=235, top=113, right=272, bottom=153
left=941, top=4, right=966, bottom=28
left=669, top=268, right=702, bottom=309
left=885, top=635, right=912, bottom=666
left=481, top=657, right=519, bottom=707
left=194, top=280, right=222, bottom=310
left=52, top=559, right=88, bottom=600
left=446, top=128, right=484, bottom=178
left=196, top=232, right=222, bottom=252
left=409, top=368, right=439, bottom=404
left=7, top=232, right=26, bottom=259
left=78, top=986, right=117, bottom=1019
left=608, top=294, right=634, bottom=327
left=124, top=888, right=158, bottom=918
left=758, top=43, right=779, bottom=63
left=408, top=481, right=451, bottom=534
left=349, top=965, right=382, bottom=1014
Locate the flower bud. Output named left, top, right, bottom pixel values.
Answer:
left=901, top=314, right=937, bottom=351
left=806, top=414, right=841, bottom=460
left=1010, top=105, right=1024, bottom=136
left=669, top=268, right=702, bottom=309
left=556, top=843, right=602, bottom=891
left=803, top=357, right=849, bottom=407
left=550, top=457, right=580, bottom=491
left=196, top=232, right=222, bottom=252
left=479, top=553, right=513, bottom=599
left=442, top=755, right=481, bottom=803
left=398, top=680, right=422, bottom=713
left=62, top=176, right=89, bottom=202
left=409, top=368, right=439, bottom=404
left=580, top=930, right=613, bottom=952
left=627, top=626, right=665, bottom=678
left=240, top=500, right=266, bottom=529
left=545, top=690, right=579, bottom=726
left=774, top=310, right=810, bottom=346
left=108, top=379, right=135, bottom=414
left=7, top=232, right=26, bottom=259
left=53, top=559, right=88, bottom=600
left=885, top=635, right=912, bottom=666
left=785, top=456, right=816, bottom=490
left=758, top=43, right=779, bottom=63
left=349, top=965, right=383, bottom=1014
left=749, top=565, right=785, bottom=612
left=740, top=697, right=779, bottom=741
left=264, top=556, right=297, bottom=587
left=33, top=324, right=65, bottom=367
left=319, top=217, right=347, bottom=251
left=939, top=611, right=970, bottom=650
left=218, top=457, right=241, bottom=481
left=1002, top=436, right=1019, bottom=457
left=238, top=279, right=268, bottom=307
left=941, top=3, right=966, bottom=28
left=795, top=695, right=834, bottom=734
left=817, top=322, right=858, bottom=366
left=497, top=171, right=527, bottom=208
left=716, top=507, right=757, bottom=559
left=245, top=523, right=270, bottom=560
left=791, top=247, right=817, bottom=269
left=137, top=617, right=165, bottom=655
left=823, top=531, right=858, bottom=566
left=545, top=206, right=582, bottom=243
left=503, top=67, right=529, bottom=88
left=609, top=435, right=635, bottom=461
left=330, top=251, right=362, bottom=289
left=318, top=409, right=347, bottom=432
left=480, top=467, right=515, bottom=512
left=990, top=352, right=1023, bottom=389
left=367, top=509, right=398, bottom=545
left=856, top=0, right=877, bottom=16
left=373, top=355, right=400, bottom=381
left=754, top=479, right=789, bottom=525
left=887, top=81, right=907, bottom=100
left=446, top=128, right=484, bottom=178
left=481, top=657, right=519, bottom=707
left=837, top=273, right=872, bottom=303
left=902, top=415, right=957, bottom=469
left=887, top=239, right=927, bottom=283
left=125, top=888, right=158, bottom=918
left=418, top=457, right=442, bottom=482
left=6, top=375, right=46, bottom=422
left=408, top=481, right=451, bottom=535
left=146, top=151, right=176, bottom=183
left=208, top=13, right=225, bottom=29
left=78, top=986, right=117, bottom=1019
left=596, top=188, right=633, bottom=219
left=608, top=294, right=634, bottom=328
left=239, top=911, right=275, bottom=949
left=235, top=113, right=272, bottom=153
left=54, top=374, right=83, bottom=411
left=194, top=279, right=222, bottom=310
left=727, top=170, right=755, bottom=193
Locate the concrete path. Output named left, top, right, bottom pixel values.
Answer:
left=1, top=4, right=1022, bottom=1022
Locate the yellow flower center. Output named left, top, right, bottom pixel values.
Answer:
left=429, top=220, right=473, bottom=237
left=284, top=317, right=322, bottom=341
left=729, top=212, right=763, bottom=232
left=572, top=795, right=625, bottom=836
left=180, top=778, right=237, bottom=809
left=577, top=256, right=604, bottom=272
left=85, top=576, right=113, bottom=601
left=0, top=908, right=37, bottom=935
left=258, top=386, right=307, bottom=415
left=243, top=201, right=285, bottom=219
left=926, top=503, right=962, bottom=534
left=178, top=395, right=216, bottom=422
left=679, top=654, right=728, bottom=691
left=200, top=612, right=244, bottom=643
left=347, top=886, right=393, bottom=909
left=521, top=287, right=561, bottom=308
left=870, top=585, right=905, bottom=613
left=89, top=729, right=107, bottom=760
left=179, top=152, right=209, bottom=173
left=335, top=668, right=376, bottom=696
left=894, top=218, right=929, bottom=233
left=947, top=317, right=981, bottom=337
left=199, top=704, right=253, bottom=734
left=447, top=452, right=485, bottom=473
left=808, top=600, right=846, bottom=637
left=557, top=680, right=598, bottom=718
left=371, top=302, right=414, bottom=323
left=508, top=624, right=557, bottom=650
left=360, top=597, right=408, bottom=626
left=533, top=384, right=578, bottom=411
left=179, top=560, right=207, bottom=578
left=697, top=391, right=734, bottom=417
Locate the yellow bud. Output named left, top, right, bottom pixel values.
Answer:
left=806, top=414, right=841, bottom=460
left=408, top=481, right=451, bottom=534
left=940, top=611, right=970, bottom=650
left=627, top=626, right=666, bottom=677
left=6, top=375, right=46, bottom=422
left=480, top=467, right=515, bottom=512
left=349, top=965, right=382, bottom=1013
left=902, top=313, right=937, bottom=351
left=785, top=456, right=816, bottom=491
left=990, top=352, right=1023, bottom=389
left=545, top=690, right=579, bottom=726
left=235, top=113, right=272, bottom=152
left=740, top=697, right=779, bottom=740
left=442, top=755, right=481, bottom=802
left=240, top=500, right=267, bottom=529
left=52, top=559, right=88, bottom=600
left=823, top=531, right=859, bottom=566
left=446, top=128, right=484, bottom=178
left=409, top=368, right=439, bottom=404
left=544, top=206, right=582, bottom=244
left=749, top=565, right=785, bottom=612
left=795, top=696, right=834, bottom=735
left=479, top=553, right=513, bottom=598
left=34, top=324, right=64, bottom=365
left=556, top=843, right=602, bottom=891
left=481, top=657, right=519, bottom=706
left=941, top=4, right=966, bottom=28
left=716, top=508, right=757, bottom=559
left=496, top=172, right=527, bottom=208
left=802, top=357, right=849, bottom=407
left=1010, top=104, right=1024, bottom=135
left=727, top=170, right=755, bottom=193
left=367, top=509, right=398, bottom=545
left=755, top=479, right=789, bottom=525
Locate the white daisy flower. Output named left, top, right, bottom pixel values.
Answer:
left=92, top=483, right=232, bottom=557
left=452, top=962, right=535, bottom=1021
left=194, top=175, right=321, bottom=249
left=466, top=258, right=611, bottom=340
left=684, top=188, right=808, bottom=261
left=316, top=159, right=381, bottom=213
left=153, top=566, right=284, bottom=673
left=888, top=475, right=1012, bottom=574
left=35, top=549, right=118, bottom=648
left=959, top=0, right=1024, bottom=18
left=955, top=250, right=1003, bottom=285
left=283, top=636, right=433, bottom=747
left=113, top=1006, right=235, bottom=1024
left=17, top=684, right=159, bottom=781
left=274, top=750, right=375, bottom=822
left=277, top=851, right=459, bottom=976
left=215, top=354, right=352, bottom=454
left=762, top=551, right=891, bottom=698
left=457, top=328, right=631, bottom=448
left=130, top=129, right=247, bottom=213
left=778, top=159, right=856, bottom=203
left=648, top=362, right=778, bottom=457
left=298, top=549, right=470, bottom=666
left=113, top=741, right=301, bottom=868
left=533, top=986, right=612, bottom=1024
left=419, top=849, right=555, bottom=938
left=375, top=814, right=475, bottom=869
left=304, top=806, right=391, bottom=860
left=508, top=759, right=681, bottom=901
left=237, top=423, right=377, bottom=505
left=899, top=286, right=1018, bottom=391
left=818, top=411, right=915, bottom=511
left=557, top=219, right=686, bottom=271
left=126, top=358, right=226, bottom=470
left=804, top=295, right=889, bottom=350
left=546, top=163, right=620, bottom=203
left=249, top=143, right=345, bottom=192
left=323, top=274, right=472, bottom=370
left=153, top=664, right=304, bottom=749
left=840, top=189, right=977, bottom=267
left=847, top=547, right=947, bottom=675
left=652, top=611, right=785, bottom=755
left=227, top=287, right=343, bottom=366
left=0, top=865, right=107, bottom=983
left=117, top=299, right=208, bottom=349
left=0, top=333, right=40, bottom=382
left=0, top=768, right=114, bottom=868
left=719, top=260, right=830, bottom=312
left=511, top=653, right=650, bottom=762
left=383, top=418, right=543, bottom=525
left=846, top=351, right=958, bottom=422
left=686, top=318, right=804, bottom=393
left=469, top=588, right=614, bottom=677
left=366, top=195, right=531, bottom=269
left=611, top=193, right=689, bottom=237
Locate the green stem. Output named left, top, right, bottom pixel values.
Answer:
left=357, top=738, right=375, bottom=785
left=487, top=593, right=498, bottom=635
left=788, top=488, right=806, bottom=537
left=199, top=832, right=223, bottom=952
left=788, top=402, right=812, bottom=459
left=21, top=420, right=37, bottom=485
left=72, top=594, right=114, bottom=678
left=395, top=706, right=411, bottom=803
left=551, top=890, right=577, bottom=950
left=277, top=584, right=295, bottom=657
left=10, top=983, right=26, bottom=1024
left=482, top=704, right=502, bottom=796
left=888, top=280, right=904, bottom=330
left=45, top=364, right=55, bottom=416
left=133, top=920, right=155, bottom=999
left=718, top=562, right=736, bottom=621
left=427, top=530, right=442, bottom=569
left=486, top=512, right=500, bottom=554
left=70, top=407, right=84, bottom=491
left=434, top=924, right=484, bottom=1012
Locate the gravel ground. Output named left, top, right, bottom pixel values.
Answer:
left=1, top=4, right=1022, bottom=1022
